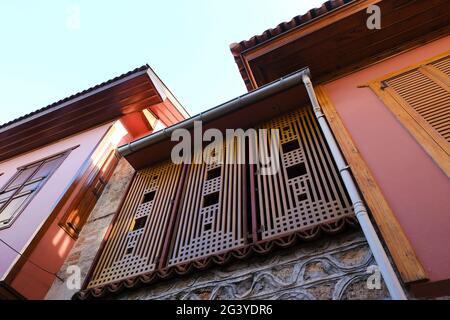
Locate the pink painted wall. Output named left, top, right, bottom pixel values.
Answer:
left=0, top=123, right=112, bottom=286
left=8, top=121, right=129, bottom=299
left=324, top=36, right=450, bottom=286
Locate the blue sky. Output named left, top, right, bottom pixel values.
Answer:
left=0, top=0, right=324, bottom=124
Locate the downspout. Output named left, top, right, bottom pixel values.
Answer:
left=302, top=74, right=407, bottom=300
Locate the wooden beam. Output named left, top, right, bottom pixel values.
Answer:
left=315, top=85, right=427, bottom=283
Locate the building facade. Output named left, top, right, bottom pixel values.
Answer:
left=1, top=0, right=449, bottom=300
left=0, top=66, right=189, bottom=299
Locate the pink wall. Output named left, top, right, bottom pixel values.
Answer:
left=8, top=121, right=129, bottom=299
left=324, top=36, right=450, bottom=287
left=0, top=123, right=112, bottom=285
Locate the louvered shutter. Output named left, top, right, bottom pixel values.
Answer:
left=431, top=56, right=450, bottom=77
left=382, top=55, right=450, bottom=151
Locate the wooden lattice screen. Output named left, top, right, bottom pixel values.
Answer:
left=87, top=107, right=355, bottom=288
left=255, top=108, right=353, bottom=240
left=168, top=141, right=248, bottom=266
left=87, top=161, right=182, bottom=288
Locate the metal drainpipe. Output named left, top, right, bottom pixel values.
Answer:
left=302, top=74, right=407, bottom=300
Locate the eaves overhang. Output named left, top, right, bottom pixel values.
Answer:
left=0, top=65, right=189, bottom=162
left=231, top=0, right=450, bottom=90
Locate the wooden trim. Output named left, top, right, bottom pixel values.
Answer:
left=59, top=148, right=120, bottom=239
left=367, top=51, right=450, bottom=177
left=242, top=56, right=258, bottom=91
left=57, top=124, right=126, bottom=239
left=315, top=85, right=427, bottom=283
left=383, top=82, right=449, bottom=155
left=369, top=83, right=450, bottom=177
left=420, top=65, right=450, bottom=90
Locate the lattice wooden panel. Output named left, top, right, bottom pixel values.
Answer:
left=255, top=107, right=354, bottom=240
left=385, top=60, right=450, bottom=143
left=87, top=161, right=182, bottom=288
left=168, top=142, right=248, bottom=266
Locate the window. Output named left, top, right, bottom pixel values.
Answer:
left=0, top=150, right=71, bottom=229
left=86, top=108, right=354, bottom=289
left=369, top=53, right=450, bottom=176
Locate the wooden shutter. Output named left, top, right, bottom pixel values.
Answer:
left=87, top=161, right=182, bottom=288
left=430, top=56, right=450, bottom=77
left=372, top=53, right=450, bottom=175
left=61, top=149, right=120, bottom=238
left=383, top=58, right=450, bottom=145
left=255, top=107, right=354, bottom=241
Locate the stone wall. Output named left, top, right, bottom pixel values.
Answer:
left=46, top=157, right=390, bottom=300
left=117, top=230, right=389, bottom=300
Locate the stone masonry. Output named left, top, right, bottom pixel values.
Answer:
left=117, top=231, right=389, bottom=300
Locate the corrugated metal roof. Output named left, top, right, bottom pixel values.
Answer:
left=230, top=0, right=354, bottom=91
left=0, top=65, right=150, bottom=130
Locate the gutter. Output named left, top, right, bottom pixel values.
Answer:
left=302, top=73, right=407, bottom=300
left=118, top=68, right=310, bottom=156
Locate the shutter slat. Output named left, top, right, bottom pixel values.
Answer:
left=386, top=60, right=450, bottom=143
left=431, top=56, right=450, bottom=77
